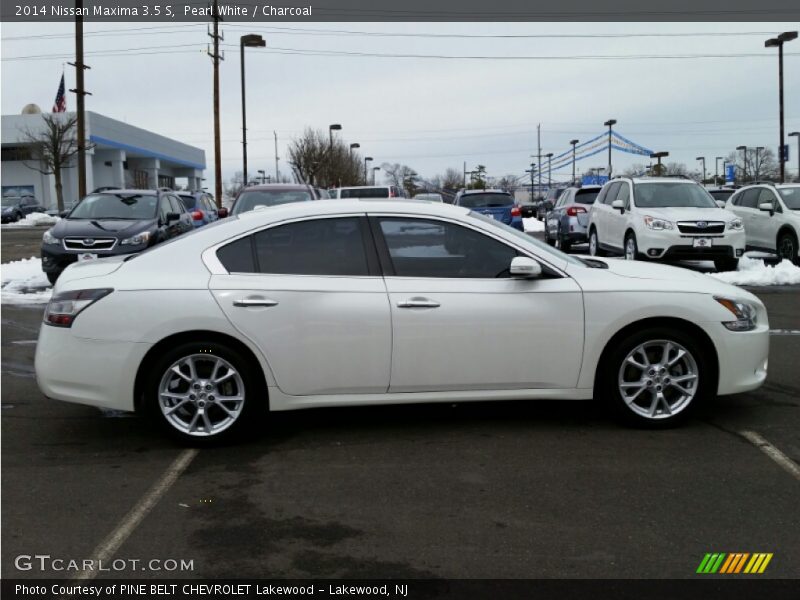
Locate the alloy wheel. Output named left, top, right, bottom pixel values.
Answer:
left=617, top=340, right=699, bottom=420
left=778, top=236, right=796, bottom=261
left=589, top=232, right=598, bottom=256
left=158, top=353, right=245, bottom=437
left=625, top=237, right=637, bottom=260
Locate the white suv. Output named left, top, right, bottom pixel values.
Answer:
left=587, top=177, right=745, bottom=271
left=725, top=183, right=800, bottom=265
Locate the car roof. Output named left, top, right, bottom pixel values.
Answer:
left=91, top=189, right=158, bottom=195
left=240, top=184, right=313, bottom=192
left=622, top=177, right=700, bottom=184
left=462, top=189, right=508, bottom=194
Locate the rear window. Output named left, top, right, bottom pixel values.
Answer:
left=458, top=193, right=513, bottom=208
left=178, top=195, right=196, bottom=210
left=575, top=190, right=600, bottom=204
left=339, top=187, right=390, bottom=199
left=709, top=190, right=734, bottom=202
left=232, top=190, right=313, bottom=214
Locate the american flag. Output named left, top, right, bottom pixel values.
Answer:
left=52, top=73, right=66, bottom=113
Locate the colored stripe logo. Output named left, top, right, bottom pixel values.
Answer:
left=696, top=553, right=773, bottom=574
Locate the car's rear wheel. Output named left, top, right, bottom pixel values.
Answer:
left=714, top=257, right=739, bottom=272
left=544, top=226, right=555, bottom=246
left=777, top=231, right=799, bottom=266
left=601, top=328, right=710, bottom=428
left=588, top=228, right=605, bottom=257
left=146, top=341, right=261, bottom=444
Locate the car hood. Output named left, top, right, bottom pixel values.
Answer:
left=50, top=218, right=156, bottom=238
left=569, top=257, right=761, bottom=303
left=1, top=207, right=16, bottom=213
left=637, top=206, right=737, bottom=223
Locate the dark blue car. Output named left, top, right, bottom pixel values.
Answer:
left=455, top=190, right=523, bottom=231
left=178, top=191, right=220, bottom=228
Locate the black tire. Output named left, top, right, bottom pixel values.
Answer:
left=544, top=227, right=555, bottom=246
left=559, top=227, right=572, bottom=253
left=777, top=231, right=799, bottom=266
left=714, top=257, right=739, bottom=272
left=588, top=228, right=606, bottom=257
left=598, top=327, right=712, bottom=428
left=46, top=271, right=60, bottom=285
left=145, top=340, right=264, bottom=445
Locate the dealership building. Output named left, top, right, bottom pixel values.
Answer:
left=1, top=106, right=206, bottom=209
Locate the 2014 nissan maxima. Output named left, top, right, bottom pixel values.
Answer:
left=35, top=200, right=769, bottom=442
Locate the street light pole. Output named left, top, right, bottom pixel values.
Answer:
left=696, top=156, right=706, bottom=184
left=604, top=119, right=617, bottom=178
left=569, top=139, right=579, bottom=185
left=545, top=152, right=553, bottom=189
left=240, top=34, right=265, bottom=187
left=790, top=132, right=800, bottom=182
left=723, top=160, right=729, bottom=185
left=755, top=146, right=764, bottom=180
left=349, top=142, right=360, bottom=157
left=329, top=123, right=342, bottom=149
left=372, top=166, right=380, bottom=185
left=765, top=31, right=798, bottom=183
left=736, top=145, right=748, bottom=184
left=364, top=156, right=372, bottom=183
left=715, top=156, right=723, bottom=185
left=650, top=152, right=669, bottom=176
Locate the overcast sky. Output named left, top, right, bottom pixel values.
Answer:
left=2, top=21, right=799, bottom=190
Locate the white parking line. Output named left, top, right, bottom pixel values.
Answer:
left=73, top=448, right=199, bottom=581
left=740, top=431, right=800, bottom=482
left=769, top=329, right=800, bottom=336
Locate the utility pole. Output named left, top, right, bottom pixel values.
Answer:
left=546, top=153, right=553, bottom=188
left=208, top=0, right=224, bottom=208
left=69, top=0, right=90, bottom=199
left=696, top=157, right=706, bottom=184
left=536, top=124, right=542, bottom=198
left=715, top=156, right=723, bottom=185
left=570, top=139, right=579, bottom=185
left=463, top=161, right=467, bottom=187
left=274, top=131, right=279, bottom=182
left=604, top=119, right=617, bottom=178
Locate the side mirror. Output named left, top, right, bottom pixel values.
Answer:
left=166, top=212, right=180, bottom=223
left=217, top=207, right=229, bottom=218
left=509, top=256, right=542, bottom=279
left=715, top=200, right=726, bottom=209
left=59, top=211, right=69, bottom=218
left=758, top=202, right=774, bottom=214
left=611, top=199, right=625, bottom=212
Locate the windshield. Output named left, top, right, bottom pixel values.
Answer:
left=575, top=190, right=600, bottom=204
left=459, top=193, right=513, bottom=208
left=633, top=182, right=716, bottom=208
left=232, top=190, right=313, bottom=214
left=468, top=211, right=584, bottom=267
left=68, top=193, right=157, bottom=220
left=778, top=187, right=800, bottom=209
left=339, top=187, right=389, bottom=199
left=178, top=195, right=196, bottom=210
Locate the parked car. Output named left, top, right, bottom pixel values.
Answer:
left=725, top=183, right=800, bottom=265
left=587, top=177, right=745, bottom=272
left=40, top=189, right=194, bottom=284
left=2, top=195, right=46, bottom=223
left=707, top=187, right=737, bottom=206
left=454, top=189, right=523, bottom=230
left=178, top=191, right=221, bottom=228
left=331, top=185, right=406, bottom=199
left=413, top=192, right=444, bottom=202
left=516, top=197, right=537, bottom=218
left=536, top=188, right=564, bottom=220
left=544, top=185, right=602, bottom=251
left=35, top=199, right=769, bottom=442
left=231, top=184, right=324, bottom=216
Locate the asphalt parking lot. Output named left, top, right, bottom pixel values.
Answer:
left=2, top=227, right=798, bottom=580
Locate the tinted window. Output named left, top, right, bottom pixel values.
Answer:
left=178, top=195, right=196, bottom=210
left=709, top=190, right=734, bottom=202
left=458, top=193, right=514, bottom=208
left=757, top=188, right=778, bottom=207
left=737, top=188, right=760, bottom=209
left=232, top=189, right=313, bottom=214
left=339, top=187, right=390, bottom=199
left=575, top=189, right=600, bottom=204
left=632, top=183, right=716, bottom=208
left=254, top=218, right=368, bottom=276
left=616, top=183, right=630, bottom=206
left=169, top=195, right=185, bottom=214
left=602, top=183, right=620, bottom=204
left=217, top=236, right=255, bottom=273
left=159, top=197, right=172, bottom=222
left=379, top=218, right=517, bottom=278
left=68, top=193, right=158, bottom=220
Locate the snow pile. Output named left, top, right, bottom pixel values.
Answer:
left=1, top=257, right=52, bottom=304
left=2, top=212, right=60, bottom=227
left=709, top=256, right=800, bottom=287
left=523, top=217, right=545, bottom=233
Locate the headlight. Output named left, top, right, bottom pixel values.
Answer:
left=120, top=231, right=151, bottom=246
left=715, top=297, right=758, bottom=332
left=42, top=230, right=61, bottom=245
left=643, top=216, right=674, bottom=230
left=727, top=218, right=744, bottom=231
left=44, top=288, right=113, bottom=328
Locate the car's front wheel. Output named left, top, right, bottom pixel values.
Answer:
left=588, top=228, right=605, bottom=257
left=777, top=231, right=799, bottom=266
left=147, top=341, right=262, bottom=444
left=601, top=328, right=710, bottom=427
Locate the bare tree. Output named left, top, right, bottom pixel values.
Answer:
left=20, top=113, right=88, bottom=212
left=288, top=128, right=364, bottom=188
left=224, top=171, right=246, bottom=200
left=442, top=168, right=463, bottom=191
left=381, top=162, right=418, bottom=192
left=726, top=147, right=779, bottom=183
left=496, top=175, right=518, bottom=193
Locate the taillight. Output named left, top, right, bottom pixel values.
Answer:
left=191, top=210, right=204, bottom=220
left=566, top=206, right=587, bottom=216
left=44, top=289, right=113, bottom=328
left=511, top=206, right=521, bottom=217
left=389, top=189, right=396, bottom=197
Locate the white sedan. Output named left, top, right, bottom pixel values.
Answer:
left=35, top=200, right=769, bottom=442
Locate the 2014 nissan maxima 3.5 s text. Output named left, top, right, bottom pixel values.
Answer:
left=35, top=200, right=769, bottom=442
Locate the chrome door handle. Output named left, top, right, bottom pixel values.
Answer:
left=397, top=297, right=440, bottom=309
left=233, top=298, right=279, bottom=307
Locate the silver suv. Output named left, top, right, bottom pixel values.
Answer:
left=725, top=183, right=800, bottom=264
